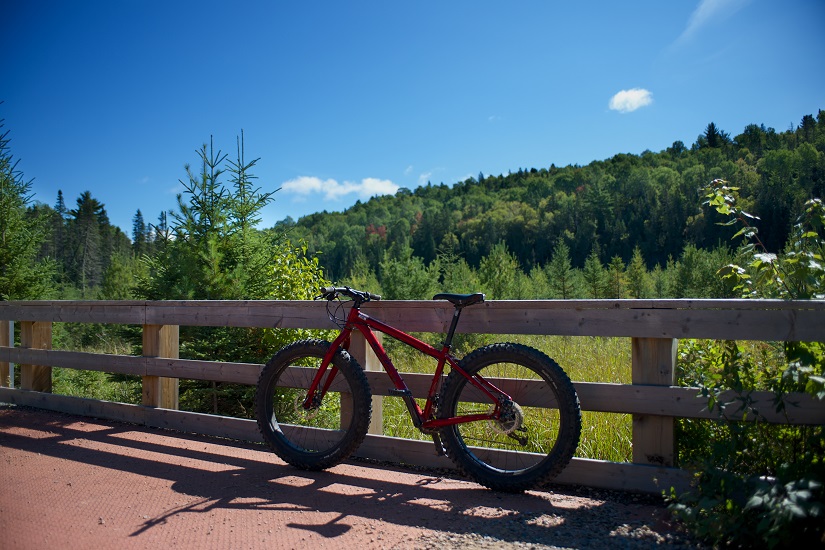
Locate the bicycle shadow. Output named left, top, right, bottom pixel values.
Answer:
left=0, top=406, right=680, bottom=548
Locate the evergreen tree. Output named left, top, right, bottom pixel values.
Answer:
left=136, top=135, right=297, bottom=301
left=702, top=122, right=730, bottom=149
left=478, top=241, right=520, bottom=299
left=581, top=246, right=607, bottom=299
left=438, top=251, right=479, bottom=294
left=545, top=239, right=577, bottom=299
left=606, top=255, right=627, bottom=299
left=68, top=191, right=106, bottom=295
left=379, top=244, right=437, bottom=299
left=132, top=209, right=148, bottom=257
left=51, top=190, right=69, bottom=270
left=626, top=246, right=648, bottom=299
left=134, top=134, right=327, bottom=417
left=0, top=119, right=55, bottom=299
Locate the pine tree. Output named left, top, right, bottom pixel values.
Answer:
left=546, top=239, right=577, bottom=299
left=478, top=241, right=520, bottom=299
left=606, top=255, right=627, bottom=299
left=68, top=191, right=106, bottom=295
left=132, top=209, right=148, bottom=257
left=626, top=246, right=648, bottom=299
left=581, top=246, right=607, bottom=299
left=0, top=119, right=55, bottom=299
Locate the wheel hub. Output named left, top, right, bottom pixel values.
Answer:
left=489, top=400, right=525, bottom=435
left=294, top=392, right=320, bottom=420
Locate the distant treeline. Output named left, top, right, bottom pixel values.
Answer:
left=22, top=110, right=825, bottom=301
left=274, top=113, right=825, bottom=292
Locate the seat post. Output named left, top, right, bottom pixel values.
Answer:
left=443, top=306, right=464, bottom=349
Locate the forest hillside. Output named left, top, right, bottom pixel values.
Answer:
left=279, top=114, right=824, bottom=282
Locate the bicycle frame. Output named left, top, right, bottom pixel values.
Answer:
left=304, top=300, right=512, bottom=431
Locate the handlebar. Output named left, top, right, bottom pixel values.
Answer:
left=317, top=286, right=382, bottom=303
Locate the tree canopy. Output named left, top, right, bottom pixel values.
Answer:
left=280, top=111, right=824, bottom=293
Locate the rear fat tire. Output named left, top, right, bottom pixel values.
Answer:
left=438, top=343, right=582, bottom=492
left=255, top=339, right=372, bottom=470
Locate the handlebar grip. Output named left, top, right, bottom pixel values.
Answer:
left=319, top=286, right=338, bottom=299
left=317, top=286, right=380, bottom=302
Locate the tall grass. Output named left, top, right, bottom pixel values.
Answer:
left=381, top=333, right=633, bottom=462
left=49, top=322, right=143, bottom=405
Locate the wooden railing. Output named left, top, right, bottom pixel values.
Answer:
left=2, top=299, right=824, bottom=494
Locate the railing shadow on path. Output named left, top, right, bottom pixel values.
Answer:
left=0, top=406, right=685, bottom=548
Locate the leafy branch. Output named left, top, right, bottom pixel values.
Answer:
left=703, top=178, right=825, bottom=300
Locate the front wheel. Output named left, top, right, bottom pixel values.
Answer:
left=438, top=343, right=581, bottom=492
left=255, top=339, right=372, bottom=470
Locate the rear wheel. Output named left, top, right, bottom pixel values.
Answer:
left=255, top=339, right=372, bottom=470
left=438, top=343, right=581, bottom=492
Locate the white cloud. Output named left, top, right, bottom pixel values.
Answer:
left=677, top=0, right=751, bottom=44
left=281, top=176, right=399, bottom=201
left=608, top=88, right=653, bottom=113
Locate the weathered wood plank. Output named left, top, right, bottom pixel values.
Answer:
left=0, top=301, right=146, bottom=324
left=349, top=330, right=384, bottom=435
left=142, top=324, right=179, bottom=410
left=631, top=338, right=676, bottom=467
left=146, top=357, right=263, bottom=385
left=353, top=434, right=693, bottom=494
left=573, top=383, right=825, bottom=424
left=3, top=350, right=821, bottom=424
left=289, top=368, right=825, bottom=424
left=0, top=347, right=145, bottom=376
left=553, top=457, right=693, bottom=494
left=0, top=388, right=148, bottom=424
left=454, top=304, right=825, bottom=341
left=144, top=407, right=261, bottom=442
left=3, top=299, right=823, bottom=340
left=20, top=321, right=52, bottom=393
left=0, top=320, right=10, bottom=388
left=143, top=301, right=332, bottom=328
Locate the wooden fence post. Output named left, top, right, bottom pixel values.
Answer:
left=142, top=324, right=179, bottom=409
left=20, top=321, right=52, bottom=392
left=0, top=320, right=11, bottom=388
left=631, top=337, right=677, bottom=467
left=349, top=330, right=384, bottom=435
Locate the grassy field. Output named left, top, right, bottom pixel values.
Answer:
left=380, top=333, right=633, bottom=463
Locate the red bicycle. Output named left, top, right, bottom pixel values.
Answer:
left=255, top=286, right=581, bottom=492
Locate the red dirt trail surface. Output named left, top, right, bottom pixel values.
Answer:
left=0, top=405, right=700, bottom=549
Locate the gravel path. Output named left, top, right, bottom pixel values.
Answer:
left=0, top=405, right=702, bottom=549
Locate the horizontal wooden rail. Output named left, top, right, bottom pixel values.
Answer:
left=2, top=298, right=824, bottom=495
left=2, top=298, right=824, bottom=341
left=2, top=346, right=822, bottom=425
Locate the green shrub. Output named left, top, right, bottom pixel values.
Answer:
left=667, top=180, right=825, bottom=548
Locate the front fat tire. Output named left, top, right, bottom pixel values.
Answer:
left=439, top=343, right=582, bottom=492
left=254, top=339, right=372, bottom=471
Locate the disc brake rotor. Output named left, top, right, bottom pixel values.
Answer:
left=488, top=401, right=525, bottom=435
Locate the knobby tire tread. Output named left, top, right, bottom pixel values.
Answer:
left=439, top=342, right=582, bottom=492
left=255, top=339, right=372, bottom=471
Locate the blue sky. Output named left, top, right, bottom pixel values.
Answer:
left=3, top=0, right=824, bottom=234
